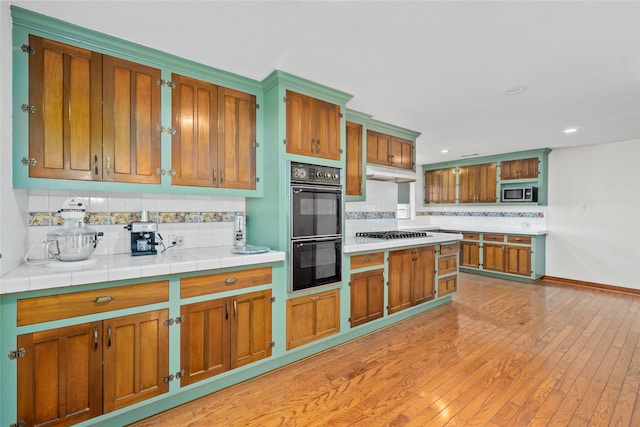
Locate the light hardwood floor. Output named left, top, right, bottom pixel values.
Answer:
left=130, top=273, right=640, bottom=426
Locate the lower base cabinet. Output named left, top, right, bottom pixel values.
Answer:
left=17, top=309, right=169, bottom=427
left=286, top=289, right=340, bottom=350
left=350, top=269, right=384, bottom=327
left=388, top=246, right=435, bottom=314
left=180, top=290, right=273, bottom=387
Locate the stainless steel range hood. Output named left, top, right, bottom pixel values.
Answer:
left=365, top=164, right=417, bottom=183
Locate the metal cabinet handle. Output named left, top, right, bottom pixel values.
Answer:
left=364, top=257, right=372, bottom=262
left=234, top=300, right=237, bottom=318
left=225, top=302, right=229, bottom=320
left=224, top=277, right=238, bottom=285
left=94, top=155, right=99, bottom=175
left=213, top=168, right=217, bottom=183
left=106, top=156, right=111, bottom=175
left=93, top=327, right=99, bottom=350
left=220, top=169, right=224, bottom=183
left=93, top=295, right=114, bottom=303
left=107, top=325, right=112, bottom=347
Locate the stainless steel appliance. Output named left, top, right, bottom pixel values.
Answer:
left=355, top=230, right=431, bottom=239
left=502, top=186, right=538, bottom=202
left=290, top=162, right=342, bottom=292
left=125, top=221, right=159, bottom=256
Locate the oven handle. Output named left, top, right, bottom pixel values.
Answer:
left=290, top=184, right=342, bottom=193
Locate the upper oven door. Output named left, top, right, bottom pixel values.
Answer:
left=291, top=184, right=342, bottom=239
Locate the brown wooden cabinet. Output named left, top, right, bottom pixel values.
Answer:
left=345, top=121, right=363, bottom=196
left=506, top=245, right=532, bottom=276
left=285, top=90, right=341, bottom=161
left=286, top=289, right=340, bottom=350
left=102, top=55, right=161, bottom=184
left=460, top=233, right=480, bottom=269
left=424, top=167, right=456, bottom=203
left=459, top=162, right=497, bottom=203
left=366, top=130, right=414, bottom=170
left=180, top=289, right=272, bottom=387
left=17, top=309, right=169, bottom=427
left=171, top=74, right=257, bottom=189
left=483, top=244, right=506, bottom=272
left=27, top=35, right=161, bottom=184
left=350, top=269, right=384, bottom=327
left=500, top=157, right=539, bottom=180
left=388, top=246, right=435, bottom=314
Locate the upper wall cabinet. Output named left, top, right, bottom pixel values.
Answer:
left=27, top=35, right=162, bottom=184
left=366, top=130, right=414, bottom=170
left=285, top=90, right=341, bottom=161
left=171, top=74, right=257, bottom=190
left=422, top=148, right=551, bottom=205
left=345, top=121, right=363, bottom=196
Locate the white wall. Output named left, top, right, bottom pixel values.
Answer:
left=546, top=139, right=640, bottom=289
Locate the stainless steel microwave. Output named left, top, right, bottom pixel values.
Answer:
left=502, top=186, right=538, bottom=202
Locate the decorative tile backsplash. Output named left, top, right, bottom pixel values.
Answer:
left=417, top=211, right=544, bottom=218
left=29, top=211, right=242, bottom=226
left=344, top=211, right=397, bottom=220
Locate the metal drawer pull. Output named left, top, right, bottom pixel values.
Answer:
left=364, top=257, right=372, bottom=262
left=224, top=277, right=238, bottom=285
left=93, top=296, right=114, bottom=303
left=93, top=327, right=99, bottom=350
left=107, top=325, right=112, bottom=347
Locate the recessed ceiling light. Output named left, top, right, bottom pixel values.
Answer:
left=441, top=149, right=449, bottom=154
left=564, top=127, right=580, bottom=134
left=505, top=86, right=527, bottom=96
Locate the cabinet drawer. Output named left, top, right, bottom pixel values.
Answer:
left=17, top=281, right=169, bottom=326
left=181, top=266, right=272, bottom=299
left=438, top=255, right=458, bottom=276
left=462, top=233, right=479, bottom=240
left=438, top=276, right=457, bottom=297
left=483, top=234, right=505, bottom=242
left=440, top=242, right=460, bottom=255
left=507, top=235, right=532, bottom=245
left=350, top=252, right=385, bottom=269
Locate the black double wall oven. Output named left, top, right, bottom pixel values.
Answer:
left=290, top=162, right=342, bottom=292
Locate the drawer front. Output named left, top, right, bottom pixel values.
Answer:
left=462, top=233, right=479, bottom=240
left=181, top=266, right=272, bottom=299
left=438, top=255, right=458, bottom=276
left=507, top=235, right=532, bottom=245
left=440, top=242, right=460, bottom=255
left=438, top=276, right=457, bottom=297
left=483, top=233, right=505, bottom=243
left=350, top=252, right=385, bottom=270
left=17, top=281, right=169, bottom=326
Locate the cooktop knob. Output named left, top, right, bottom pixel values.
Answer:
left=324, top=172, right=332, bottom=179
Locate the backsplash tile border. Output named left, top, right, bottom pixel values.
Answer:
left=417, top=211, right=544, bottom=218
left=345, top=212, right=397, bottom=220
left=28, top=211, right=244, bottom=226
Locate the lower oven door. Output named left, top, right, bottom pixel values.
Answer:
left=291, top=237, right=342, bottom=292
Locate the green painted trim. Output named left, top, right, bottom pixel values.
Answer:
left=345, top=109, right=374, bottom=124
left=261, top=69, right=353, bottom=104
left=422, top=148, right=551, bottom=170
left=367, top=118, right=421, bottom=140
left=459, top=267, right=542, bottom=284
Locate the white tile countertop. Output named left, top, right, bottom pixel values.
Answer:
left=398, top=225, right=548, bottom=235
left=0, top=247, right=285, bottom=294
left=343, top=231, right=463, bottom=254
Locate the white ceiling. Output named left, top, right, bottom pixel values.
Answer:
left=13, top=0, right=640, bottom=165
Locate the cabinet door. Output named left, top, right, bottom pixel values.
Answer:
left=350, top=269, right=384, bottom=327
left=103, top=309, right=169, bottom=412
left=286, top=289, right=340, bottom=350
left=388, top=249, right=413, bottom=314
left=180, top=298, right=230, bottom=387
left=285, top=90, right=314, bottom=156
left=460, top=241, right=480, bottom=268
left=28, top=35, right=102, bottom=181
left=458, top=165, right=475, bottom=203
left=413, top=246, right=436, bottom=305
left=17, top=322, right=103, bottom=427
left=314, top=98, right=341, bottom=160
left=483, top=244, right=505, bottom=272
left=390, top=136, right=414, bottom=170
left=506, top=245, right=532, bottom=276
left=477, top=162, right=497, bottom=202
left=501, top=157, right=538, bottom=180
left=102, top=55, right=161, bottom=184
left=345, top=121, right=363, bottom=196
left=231, top=290, right=272, bottom=368
left=366, top=130, right=392, bottom=166
left=217, top=87, right=257, bottom=189
left=171, top=74, right=218, bottom=187
left=425, top=168, right=456, bottom=203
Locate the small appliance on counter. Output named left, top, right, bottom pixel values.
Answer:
left=125, top=212, right=159, bottom=256
left=24, top=198, right=104, bottom=265
left=231, top=214, right=269, bottom=254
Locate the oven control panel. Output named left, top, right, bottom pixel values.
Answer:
left=290, top=162, right=341, bottom=185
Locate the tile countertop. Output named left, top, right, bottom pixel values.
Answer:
left=398, top=225, right=548, bottom=236
left=0, top=247, right=285, bottom=295
left=343, top=231, right=463, bottom=254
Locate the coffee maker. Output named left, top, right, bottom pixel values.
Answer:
left=125, top=221, right=159, bottom=256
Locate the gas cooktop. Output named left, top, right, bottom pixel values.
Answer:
left=355, top=230, right=432, bottom=240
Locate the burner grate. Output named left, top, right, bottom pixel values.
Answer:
left=355, top=230, right=431, bottom=239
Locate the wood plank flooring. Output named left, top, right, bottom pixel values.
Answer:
left=130, top=273, right=640, bottom=426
